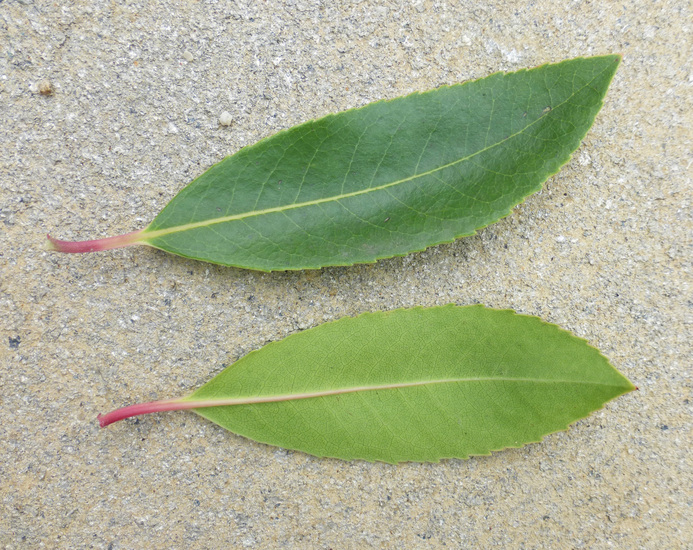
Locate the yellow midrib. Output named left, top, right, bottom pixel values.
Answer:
left=143, top=138, right=499, bottom=241
left=184, top=375, right=629, bottom=408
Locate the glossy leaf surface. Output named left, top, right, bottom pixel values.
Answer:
left=99, top=305, right=635, bottom=463
left=50, top=55, right=620, bottom=270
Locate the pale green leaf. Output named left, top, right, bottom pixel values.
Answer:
left=99, top=305, right=635, bottom=463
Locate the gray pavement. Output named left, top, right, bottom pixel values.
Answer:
left=1, top=1, right=690, bottom=548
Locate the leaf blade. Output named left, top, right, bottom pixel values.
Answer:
left=189, top=306, right=633, bottom=462
left=100, top=305, right=634, bottom=463
left=50, top=55, right=620, bottom=270
left=141, top=55, right=619, bottom=270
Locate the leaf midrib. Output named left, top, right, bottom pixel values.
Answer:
left=186, top=375, right=628, bottom=409
left=143, top=65, right=608, bottom=242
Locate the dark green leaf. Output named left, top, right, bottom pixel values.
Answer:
left=49, top=55, right=620, bottom=271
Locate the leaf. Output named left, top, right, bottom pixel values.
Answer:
left=98, top=305, right=635, bottom=463
left=49, top=55, right=620, bottom=271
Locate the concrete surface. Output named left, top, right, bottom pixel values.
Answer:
left=1, top=0, right=690, bottom=548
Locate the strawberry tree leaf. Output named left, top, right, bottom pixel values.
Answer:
left=49, top=55, right=620, bottom=271
left=99, top=305, right=635, bottom=463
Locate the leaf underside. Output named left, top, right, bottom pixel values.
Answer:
left=181, top=305, right=634, bottom=463
left=135, top=55, right=619, bottom=270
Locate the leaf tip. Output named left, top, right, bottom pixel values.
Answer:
left=619, top=376, right=637, bottom=395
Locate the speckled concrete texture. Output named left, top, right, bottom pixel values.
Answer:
left=1, top=1, right=691, bottom=548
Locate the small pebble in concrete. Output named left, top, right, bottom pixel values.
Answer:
left=219, top=111, right=234, bottom=126
left=38, top=79, right=53, bottom=95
